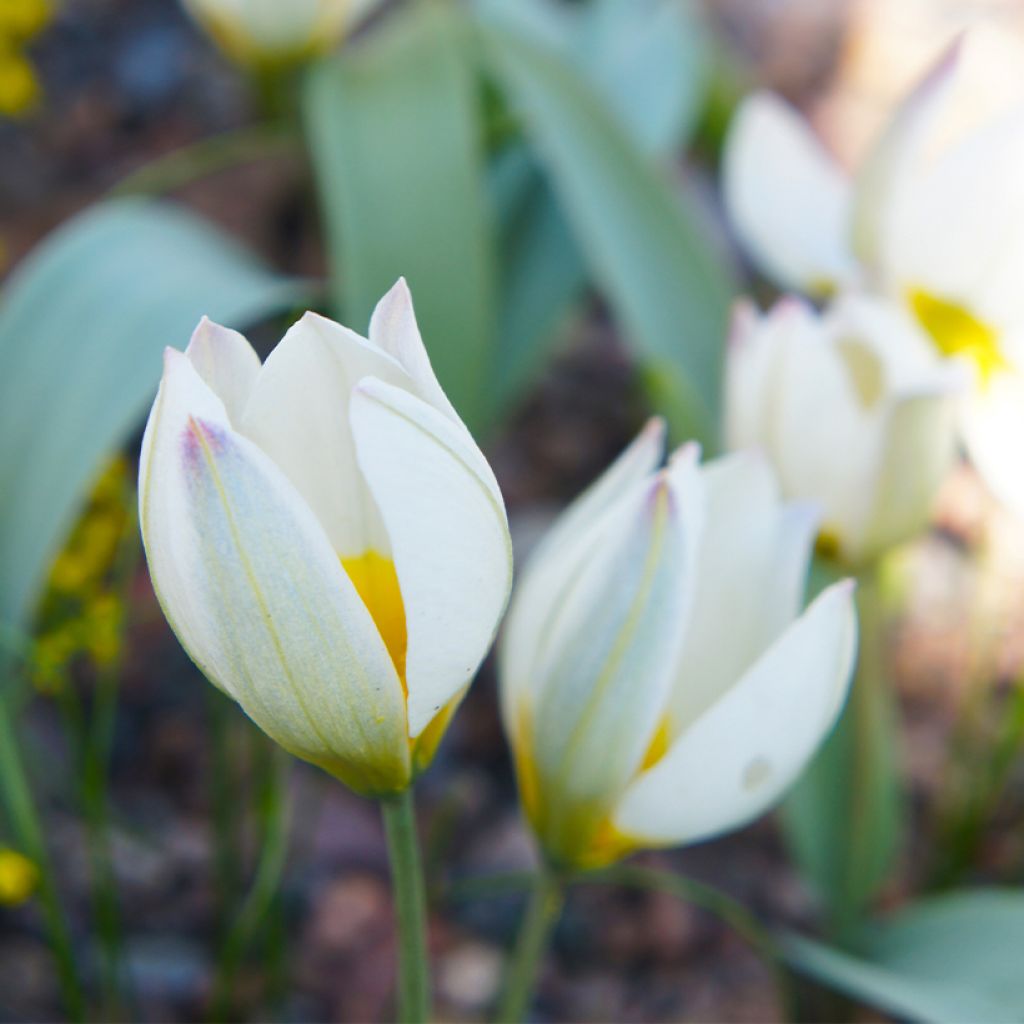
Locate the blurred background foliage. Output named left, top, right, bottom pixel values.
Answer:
left=2, top=0, right=1024, bottom=1021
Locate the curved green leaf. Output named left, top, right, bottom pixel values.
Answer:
left=0, top=198, right=310, bottom=633
left=303, top=4, right=496, bottom=432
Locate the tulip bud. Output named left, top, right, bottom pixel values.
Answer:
left=181, top=0, right=380, bottom=67
left=726, top=294, right=964, bottom=567
left=140, top=281, right=513, bottom=798
left=500, top=425, right=857, bottom=870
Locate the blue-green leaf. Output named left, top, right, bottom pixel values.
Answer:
left=480, top=21, right=735, bottom=446
left=0, top=198, right=310, bottom=634
left=303, top=4, right=496, bottom=432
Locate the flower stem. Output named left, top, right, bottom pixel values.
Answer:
left=381, top=789, right=431, bottom=1023
left=0, top=693, right=86, bottom=1021
left=496, top=867, right=563, bottom=1023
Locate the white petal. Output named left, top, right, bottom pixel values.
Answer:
left=727, top=299, right=885, bottom=555
left=665, top=450, right=818, bottom=736
left=886, top=105, right=1024, bottom=332
left=613, top=580, right=857, bottom=846
left=853, top=39, right=960, bottom=273
left=523, top=452, right=704, bottom=861
left=239, top=312, right=409, bottom=556
left=140, top=349, right=410, bottom=793
left=184, top=317, right=262, bottom=425
left=349, top=377, right=513, bottom=739
left=498, top=418, right=666, bottom=726
left=961, top=371, right=1024, bottom=513
left=723, top=92, right=856, bottom=294
left=368, top=278, right=463, bottom=425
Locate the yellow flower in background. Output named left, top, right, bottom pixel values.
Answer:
left=0, top=0, right=50, bottom=117
left=500, top=423, right=857, bottom=870
left=181, top=0, right=382, bottom=68
left=723, top=36, right=1024, bottom=516
left=139, top=281, right=513, bottom=798
left=32, top=457, right=135, bottom=691
left=0, top=44, right=39, bottom=116
left=0, top=848, right=38, bottom=906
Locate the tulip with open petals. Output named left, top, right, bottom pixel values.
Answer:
left=724, top=39, right=1024, bottom=512
left=726, top=294, right=965, bottom=567
left=181, top=0, right=380, bottom=66
left=140, top=281, right=513, bottom=798
left=500, top=424, right=857, bottom=870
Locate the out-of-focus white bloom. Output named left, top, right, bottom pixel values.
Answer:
left=726, top=294, right=965, bottom=566
left=181, top=0, right=380, bottom=66
left=724, top=39, right=1024, bottom=512
left=140, top=281, right=513, bottom=798
left=500, top=423, right=857, bottom=869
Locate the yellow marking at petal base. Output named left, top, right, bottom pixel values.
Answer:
left=513, top=703, right=542, bottom=828
left=836, top=338, right=885, bottom=408
left=0, top=848, right=38, bottom=906
left=412, top=687, right=467, bottom=775
left=341, top=552, right=408, bottom=695
left=908, top=288, right=1006, bottom=384
left=815, top=528, right=843, bottom=562
left=639, top=714, right=671, bottom=772
left=574, top=817, right=639, bottom=871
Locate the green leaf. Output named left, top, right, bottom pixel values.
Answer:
left=480, top=21, right=735, bottom=446
left=477, top=0, right=709, bottom=155
left=864, top=889, right=1024, bottom=1015
left=575, top=0, right=709, bottom=155
left=0, top=198, right=310, bottom=634
left=782, top=565, right=903, bottom=935
left=784, top=933, right=1013, bottom=1024
left=490, top=146, right=585, bottom=413
left=303, top=4, right=496, bottom=432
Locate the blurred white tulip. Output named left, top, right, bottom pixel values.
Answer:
left=726, top=293, right=965, bottom=566
left=500, top=423, right=857, bottom=869
left=181, top=0, right=380, bottom=66
left=140, top=281, right=513, bottom=797
left=724, top=38, right=1024, bottom=513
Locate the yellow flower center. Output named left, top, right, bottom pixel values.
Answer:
left=908, top=287, right=1006, bottom=384
left=341, top=551, right=407, bottom=693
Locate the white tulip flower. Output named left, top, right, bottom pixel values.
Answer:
left=726, top=293, right=965, bottom=567
left=500, top=423, right=857, bottom=870
left=181, top=0, right=380, bottom=66
left=724, top=39, right=1024, bottom=512
left=140, top=281, right=513, bottom=797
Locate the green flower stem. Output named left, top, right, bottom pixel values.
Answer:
left=381, top=789, right=431, bottom=1024
left=495, top=867, right=563, bottom=1024
left=108, top=124, right=298, bottom=199
left=584, top=864, right=791, bottom=1011
left=212, top=741, right=291, bottom=1020
left=0, top=692, right=86, bottom=1021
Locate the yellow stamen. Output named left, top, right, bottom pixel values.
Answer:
left=908, top=287, right=1006, bottom=384
left=341, top=551, right=407, bottom=693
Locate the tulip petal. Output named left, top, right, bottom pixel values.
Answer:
left=184, top=317, right=262, bottom=425
left=368, top=278, right=463, bottom=425
left=665, top=450, right=818, bottom=736
left=349, top=377, right=513, bottom=739
left=140, top=349, right=410, bottom=794
left=499, top=418, right=666, bottom=725
left=613, top=580, right=857, bottom=846
left=961, top=372, right=1024, bottom=514
left=239, top=311, right=409, bottom=557
left=723, top=92, right=856, bottom=294
left=524, top=452, right=704, bottom=862
left=853, top=38, right=960, bottom=271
